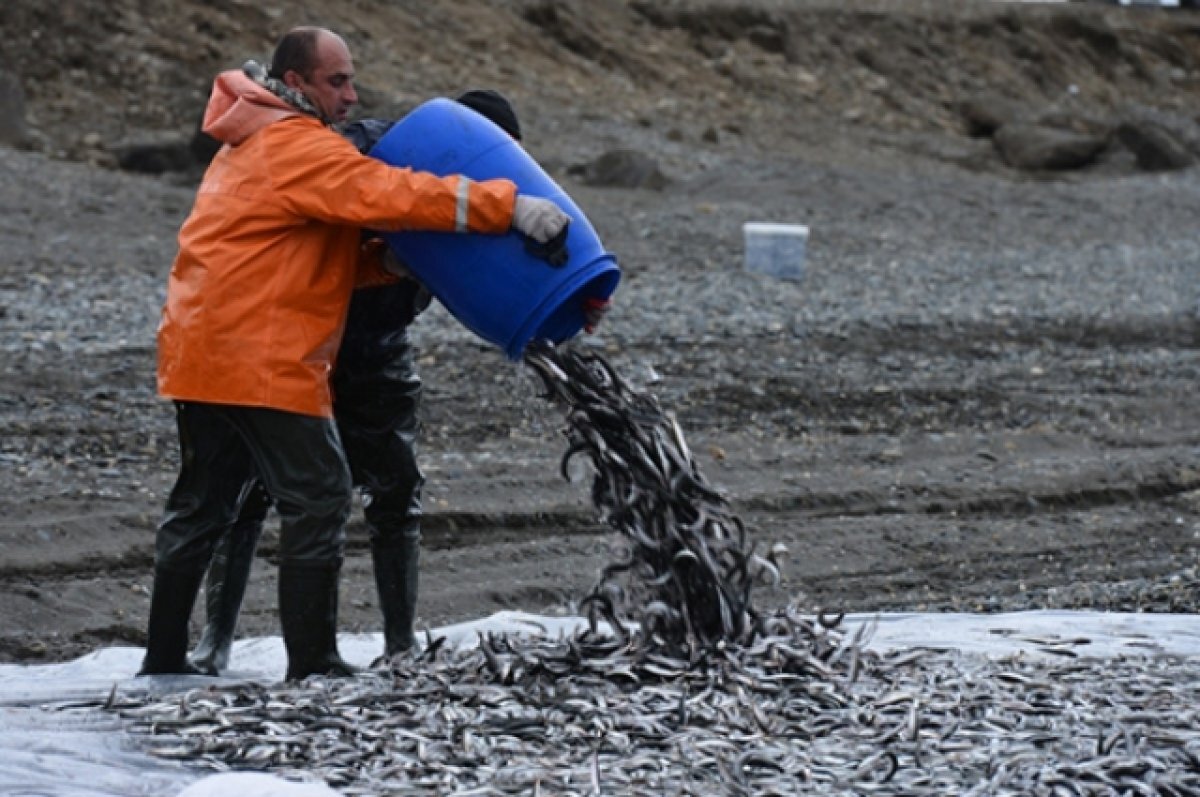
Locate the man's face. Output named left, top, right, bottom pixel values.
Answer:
left=287, top=32, right=358, bottom=124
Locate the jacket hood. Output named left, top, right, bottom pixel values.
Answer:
left=202, top=69, right=300, bottom=146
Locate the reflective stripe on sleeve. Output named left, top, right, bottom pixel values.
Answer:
left=455, top=177, right=471, bottom=232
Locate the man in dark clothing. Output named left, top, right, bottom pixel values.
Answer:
left=188, top=90, right=538, bottom=675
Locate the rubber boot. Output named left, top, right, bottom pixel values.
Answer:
left=139, top=566, right=206, bottom=676
left=278, top=563, right=360, bottom=681
left=188, top=520, right=261, bottom=676
left=371, top=534, right=420, bottom=658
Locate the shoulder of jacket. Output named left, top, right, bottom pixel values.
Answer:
left=265, top=114, right=330, bottom=137
left=264, top=118, right=360, bottom=155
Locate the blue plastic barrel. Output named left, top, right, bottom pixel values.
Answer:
left=369, top=98, right=621, bottom=360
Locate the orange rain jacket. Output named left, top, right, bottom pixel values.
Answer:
left=157, top=69, right=517, bottom=417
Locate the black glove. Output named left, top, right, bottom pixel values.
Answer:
left=524, top=225, right=569, bottom=267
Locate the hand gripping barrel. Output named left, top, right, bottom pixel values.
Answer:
left=369, top=98, right=620, bottom=360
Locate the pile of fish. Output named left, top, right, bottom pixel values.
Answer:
left=523, top=341, right=784, bottom=651
left=113, top=629, right=1200, bottom=795
left=110, top=344, right=1200, bottom=795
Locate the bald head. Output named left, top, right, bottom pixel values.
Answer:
left=270, top=27, right=358, bottom=124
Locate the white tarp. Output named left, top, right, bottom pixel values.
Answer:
left=2, top=610, right=1199, bottom=797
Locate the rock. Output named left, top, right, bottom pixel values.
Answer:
left=745, top=22, right=787, bottom=55
left=569, top=149, right=670, bottom=190
left=112, top=132, right=195, bottom=174
left=1117, top=122, right=1194, bottom=172
left=1115, top=107, right=1200, bottom=172
left=1031, top=103, right=1114, bottom=140
left=1047, top=13, right=1120, bottom=59
left=992, top=123, right=1108, bottom=172
left=0, top=71, right=28, bottom=148
left=189, top=110, right=221, bottom=168
left=957, top=92, right=1026, bottom=138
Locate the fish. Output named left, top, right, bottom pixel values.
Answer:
left=109, top=343, right=1200, bottom=797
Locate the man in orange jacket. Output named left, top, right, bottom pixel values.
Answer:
left=187, top=90, right=556, bottom=676
left=141, top=27, right=570, bottom=681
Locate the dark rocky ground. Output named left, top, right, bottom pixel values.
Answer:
left=0, top=0, right=1199, bottom=664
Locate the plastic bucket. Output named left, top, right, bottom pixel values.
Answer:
left=369, top=98, right=621, bottom=360
left=743, top=222, right=809, bottom=281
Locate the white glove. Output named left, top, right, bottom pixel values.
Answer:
left=511, top=195, right=570, bottom=244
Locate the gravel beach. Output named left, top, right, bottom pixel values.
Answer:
left=1, top=0, right=1199, bottom=664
